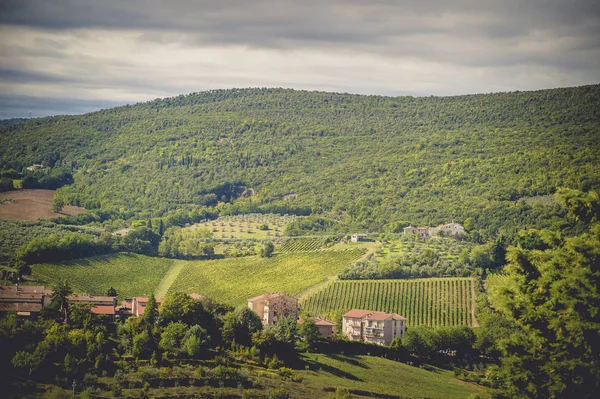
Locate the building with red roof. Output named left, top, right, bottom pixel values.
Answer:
left=342, top=309, right=406, bottom=345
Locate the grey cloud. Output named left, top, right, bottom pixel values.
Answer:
left=0, top=94, right=128, bottom=119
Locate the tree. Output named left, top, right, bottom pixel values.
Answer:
left=489, top=189, right=600, bottom=398
left=106, top=287, right=117, bottom=297
left=51, top=194, right=65, bottom=213
left=260, top=242, right=275, bottom=258
left=182, top=324, right=210, bottom=357
left=159, top=292, right=206, bottom=326
left=51, top=280, right=72, bottom=322
left=142, top=294, right=158, bottom=327
left=221, top=306, right=263, bottom=347
left=158, top=322, right=187, bottom=356
left=0, top=177, right=14, bottom=192
left=298, top=318, right=320, bottom=347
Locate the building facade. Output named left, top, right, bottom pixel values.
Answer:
left=342, top=309, right=406, bottom=345
left=248, top=292, right=298, bottom=325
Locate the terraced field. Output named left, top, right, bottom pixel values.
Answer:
left=167, top=249, right=364, bottom=304
left=301, top=278, right=476, bottom=327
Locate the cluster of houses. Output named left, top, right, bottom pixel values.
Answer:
left=403, top=222, right=465, bottom=240
left=0, top=285, right=406, bottom=346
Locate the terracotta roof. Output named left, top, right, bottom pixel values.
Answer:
left=248, top=292, right=296, bottom=303
left=0, top=285, right=45, bottom=300
left=90, top=305, right=116, bottom=315
left=68, top=295, right=116, bottom=304
left=343, top=309, right=406, bottom=321
left=313, top=317, right=336, bottom=326
left=0, top=302, right=43, bottom=312
left=133, top=297, right=164, bottom=303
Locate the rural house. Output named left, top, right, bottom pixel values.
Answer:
left=248, top=292, right=298, bottom=325
left=313, top=317, right=336, bottom=337
left=67, top=294, right=118, bottom=318
left=351, top=234, right=368, bottom=243
left=342, top=309, right=406, bottom=346
left=0, top=285, right=51, bottom=316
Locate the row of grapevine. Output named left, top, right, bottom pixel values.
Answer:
left=300, top=278, right=475, bottom=328
left=278, top=237, right=326, bottom=252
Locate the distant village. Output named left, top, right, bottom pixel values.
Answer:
left=0, top=285, right=406, bottom=346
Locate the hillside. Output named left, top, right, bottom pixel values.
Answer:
left=1, top=85, right=599, bottom=235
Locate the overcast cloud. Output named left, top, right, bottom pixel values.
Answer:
left=0, top=0, right=599, bottom=118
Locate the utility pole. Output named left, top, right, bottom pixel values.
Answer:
left=72, top=379, right=77, bottom=398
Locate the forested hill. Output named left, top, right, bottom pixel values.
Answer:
left=1, top=85, right=599, bottom=235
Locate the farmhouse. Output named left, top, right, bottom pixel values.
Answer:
left=403, top=226, right=417, bottom=235
left=26, top=164, right=44, bottom=172
left=404, top=223, right=465, bottom=240
left=248, top=292, right=298, bottom=325
left=342, top=309, right=406, bottom=346
left=68, top=294, right=118, bottom=318
left=351, top=234, right=368, bottom=243
left=313, top=317, right=336, bottom=337
left=0, top=285, right=51, bottom=316
left=437, top=223, right=465, bottom=236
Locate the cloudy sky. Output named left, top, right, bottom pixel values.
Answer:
left=0, top=0, right=599, bottom=118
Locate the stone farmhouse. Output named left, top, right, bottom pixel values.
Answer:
left=342, top=309, right=406, bottom=345
left=248, top=292, right=299, bottom=325
left=351, top=234, right=368, bottom=243
left=404, top=222, right=465, bottom=240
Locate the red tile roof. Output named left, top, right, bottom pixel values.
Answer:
left=313, top=317, right=336, bottom=326
left=0, top=302, right=43, bottom=313
left=343, top=309, right=406, bottom=321
left=90, top=305, right=116, bottom=315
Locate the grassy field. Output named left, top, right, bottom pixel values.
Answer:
left=298, top=353, right=486, bottom=398
left=167, top=249, right=364, bottom=304
left=28, top=249, right=365, bottom=303
left=301, top=278, right=476, bottom=327
left=29, top=253, right=175, bottom=299
left=188, top=213, right=299, bottom=240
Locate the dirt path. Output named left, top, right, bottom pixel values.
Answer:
left=155, top=260, right=186, bottom=297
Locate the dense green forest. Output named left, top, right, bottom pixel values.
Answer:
left=1, top=85, right=599, bottom=237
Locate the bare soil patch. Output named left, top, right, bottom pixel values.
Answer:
left=0, top=189, right=85, bottom=220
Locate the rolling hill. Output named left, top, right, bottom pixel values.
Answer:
left=1, top=85, right=599, bottom=236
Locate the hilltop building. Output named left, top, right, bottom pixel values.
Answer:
left=248, top=292, right=298, bottom=325
left=342, top=309, right=406, bottom=345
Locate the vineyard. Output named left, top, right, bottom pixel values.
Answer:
left=278, top=237, right=328, bottom=252
left=167, top=249, right=364, bottom=305
left=301, top=278, right=475, bottom=327
left=29, top=253, right=175, bottom=299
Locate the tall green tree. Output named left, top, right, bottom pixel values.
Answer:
left=142, top=294, right=158, bottom=327
left=490, top=189, right=600, bottom=398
